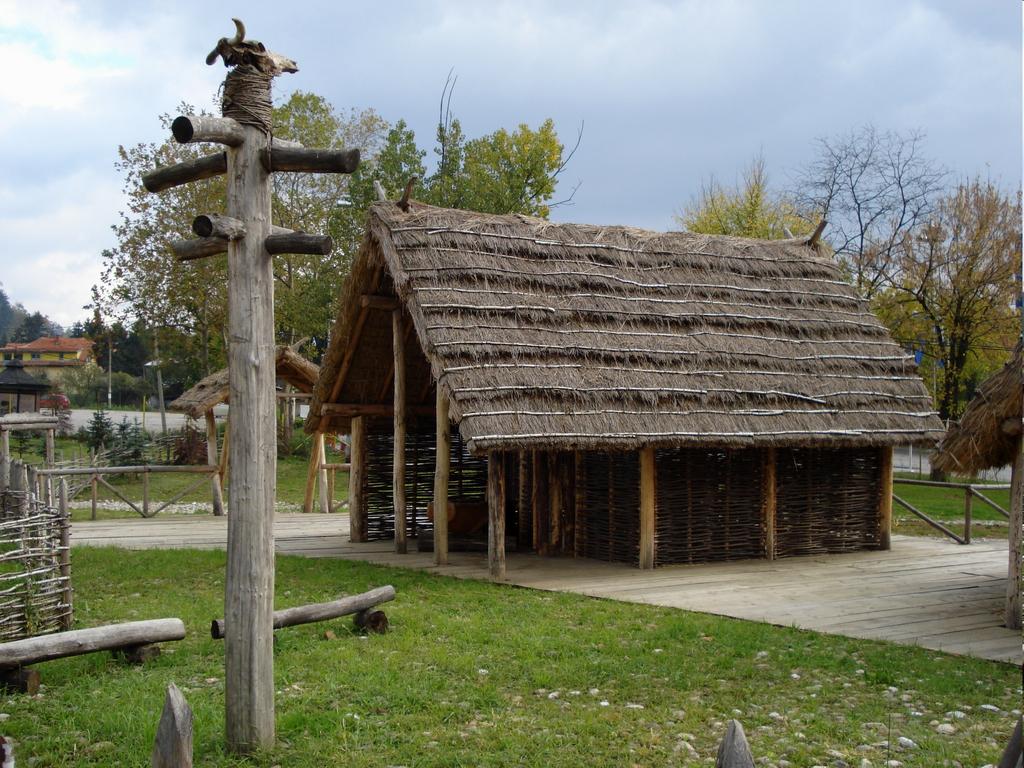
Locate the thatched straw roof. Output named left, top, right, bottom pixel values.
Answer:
left=933, top=341, right=1023, bottom=474
left=307, top=202, right=943, bottom=453
left=170, top=346, right=319, bottom=419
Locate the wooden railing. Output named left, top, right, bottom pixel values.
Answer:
left=892, top=478, right=1011, bottom=545
left=35, top=465, right=217, bottom=519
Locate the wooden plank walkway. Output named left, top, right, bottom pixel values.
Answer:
left=71, top=514, right=1021, bottom=665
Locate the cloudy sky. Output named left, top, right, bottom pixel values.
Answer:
left=1, top=0, right=1020, bottom=327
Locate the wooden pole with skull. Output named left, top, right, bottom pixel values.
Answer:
left=142, top=19, right=358, bottom=753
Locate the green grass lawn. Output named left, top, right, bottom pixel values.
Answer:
left=5, top=548, right=1019, bottom=766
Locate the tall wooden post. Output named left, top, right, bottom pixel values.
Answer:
left=44, top=429, right=55, bottom=468
left=0, top=429, right=9, bottom=490
left=878, top=445, right=893, bottom=550
left=639, top=447, right=656, bottom=569
left=1007, top=434, right=1022, bottom=629
left=349, top=417, right=367, bottom=542
left=140, top=20, right=358, bottom=753
left=317, top=433, right=330, bottom=514
left=302, top=433, right=323, bottom=514
left=433, top=390, right=451, bottom=565
left=58, top=479, right=72, bottom=630
left=762, top=447, right=777, bottom=560
left=205, top=411, right=225, bottom=516
left=487, top=450, right=506, bottom=579
left=222, top=114, right=277, bottom=752
left=393, top=309, right=407, bottom=554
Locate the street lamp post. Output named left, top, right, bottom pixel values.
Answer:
left=106, top=340, right=116, bottom=409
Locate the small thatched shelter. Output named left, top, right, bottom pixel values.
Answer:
left=171, top=346, right=319, bottom=420
left=933, top=341, right=1023, bottom=629
left=308, top=201, right=944, bottom=576
left=170, top=346, right=320, bottom=515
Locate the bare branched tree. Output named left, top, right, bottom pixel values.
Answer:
left=793, top=126, right=947, bottom=298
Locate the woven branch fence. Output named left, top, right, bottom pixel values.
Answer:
left=0, top=459, right=72, bottom=641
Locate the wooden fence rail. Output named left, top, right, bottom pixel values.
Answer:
left=36, top=465, right=217, bottom=519
left=893, top=478, right=1011, bottom=545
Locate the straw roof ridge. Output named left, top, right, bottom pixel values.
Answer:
left=308, top=202, right=944, bottom=452
left=932, top=341, right=1023, bottom=474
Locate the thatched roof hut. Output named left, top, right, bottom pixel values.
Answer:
left=171, top=346, right=319, bottom=420
left=932, top=341, right=1023, bottom=474
left=309, top=202, right=943, bottom=573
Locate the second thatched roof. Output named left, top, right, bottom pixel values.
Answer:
left=307, top=202, right=944, bottom=453
left=170, top=346, right=319, bottom=420
left=932, top=341, right=1023, bottom=474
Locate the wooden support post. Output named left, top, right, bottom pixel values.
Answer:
left=303, top=433, right=322, bottom=514
left=433, top=389, right=451, bottom=565
left=90, top=473, right=98, bottom=520
left=0, top=429, right=8, bottom=491
left=317, top=433, right=330, bottom=514
left=205, top=411, right=225, bottom=516
left=142, top=470, right=150, bottom=518
left=44, top=429, right=55, bottom=468
left=223, top=118, right=276, bottom=752
left=517, top=450, right=530, bottom=550
left=763, top=447, right=777, bottom=560
left=393, top=309, right=407, bottom=554
left=218, top=419, right=230, bottom=485
left=349, top=417, right=367, bottom=542
left=58, top=479, right=72, bottom=630
left=487, top=450, right=506, bottom=580
left=963, top=487, right=973, bottom=545
left=1007, top=435, right=1022, bottom=630
left=639, top=447, right=656, bottom=569
left=548, top=454, right=562, bottom=552
left=878, top=445, right=893, bottom=551
left=327, top=466, right=336, bottom=513
left=532, top=451, right=547, bottom=554
left=152, top=683, right=193, bottom=768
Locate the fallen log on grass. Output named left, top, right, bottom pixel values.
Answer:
left=211, top=585, right=395, bottom=639
left=0, top=618, right=186, bottom=692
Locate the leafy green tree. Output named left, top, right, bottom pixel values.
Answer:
left=874, top=179, right=1021, bottom=419
left=270, top=92, right=390, bottom=353
left=679, top=156, right=812, bottom=239
left=104, top=103, right=230, bottom=380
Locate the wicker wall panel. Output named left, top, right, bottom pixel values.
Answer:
left=775, top=447, right=882, bottom=557
left=362, top=418, right=487, bottom=542
left=654, top=448, right=765, bottom=565
left=576, top=451, right=640, bottom=565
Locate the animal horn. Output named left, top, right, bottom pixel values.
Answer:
left=231, top=18, right=246, bottom=44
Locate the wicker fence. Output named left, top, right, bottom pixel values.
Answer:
left=0, top=459, right=72, bottom=641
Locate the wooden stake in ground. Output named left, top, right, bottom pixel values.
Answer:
left=152, top=683, right=193, bottom=768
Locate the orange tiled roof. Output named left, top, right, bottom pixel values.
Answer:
left=0, top=336, right=94, bottom=354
